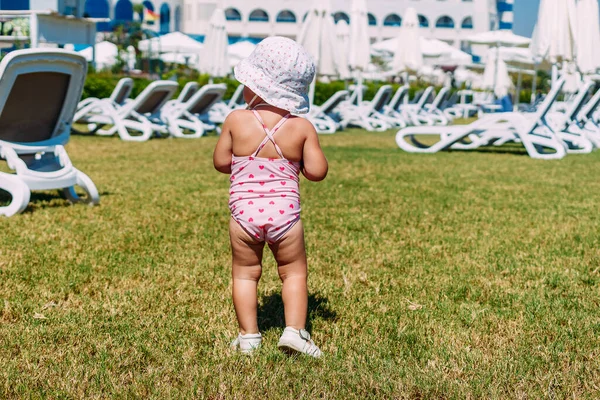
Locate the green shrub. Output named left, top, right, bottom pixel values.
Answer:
left=82, top=72, right=459, bottom=105
left=83, top=72, right=240, bottom=101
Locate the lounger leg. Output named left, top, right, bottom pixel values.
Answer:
left=558, top=126, right=594, bottom=154
left=167, top=115, right=204, bottom=138
left=582, top=122, right=600, bottom=147
left=62, top=170, right=100, bottom=206
left=119, top=118, right=154, bottom=141
left=0, top=173, right=30, bottom=216
left=518, top=127, right=567, bottom=160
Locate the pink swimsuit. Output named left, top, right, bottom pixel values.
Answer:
left=229, top=110, right=301, bottom=244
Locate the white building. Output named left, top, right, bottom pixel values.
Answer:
left=4, top=0, right=514, bottom=52
left=181, top=0, right=515, bottom=52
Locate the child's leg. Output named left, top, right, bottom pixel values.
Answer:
left=269, top=221, right=308, bottom=330
left=230, top=218, right=264, bottom=334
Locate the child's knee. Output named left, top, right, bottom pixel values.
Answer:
left=233, top=264, right=262, bottom=281
left=277, top=262, right=307, bottom=282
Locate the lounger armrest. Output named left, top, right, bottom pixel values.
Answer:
left=77, top=97, right=98, bottom=109
left=1, top=146, right=29, bottom=174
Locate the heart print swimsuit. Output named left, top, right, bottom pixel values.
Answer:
left=229, top=110, right=301, bottom=244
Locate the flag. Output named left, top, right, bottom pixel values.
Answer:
left=144, top=8, right=158, bottom=25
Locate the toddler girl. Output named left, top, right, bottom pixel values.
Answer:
left=213, top=37, right=328, bottom=357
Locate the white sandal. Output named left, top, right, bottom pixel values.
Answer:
left=277, top=327, right=322, bottom=358
left=231, top=332, right=262, bottom=354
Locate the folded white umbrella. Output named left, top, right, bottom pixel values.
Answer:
left=298, top=0, right=348, bottom=77
left=335, top=20, right=351, bottom=79
left=576, top=0, right=600, bottom=74
left=199, top=8, right=230, bottom=77
left=298, top=0, right=349, bottom=103
left=348, top=0, right=370, bottom=72
left=530, top=0, right=577, bottom=84
left=482, top=48, right=513, bottom=98
left=78, top=41, right=118, bottom=70
left=138, top=32, right=204, bottom=54
left=392, top=7, right=423, bottom=74
left=125, top=45, right=136, bottom=71
left=562, top=61, right=582, bottom=94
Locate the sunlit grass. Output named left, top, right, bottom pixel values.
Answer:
left=1, top=129, right=600, bottom=398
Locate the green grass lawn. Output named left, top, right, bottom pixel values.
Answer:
left=2, top=129, right=600, bottom=398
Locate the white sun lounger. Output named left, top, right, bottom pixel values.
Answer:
left=161, top=83, right=227, bottom=138
left=76, top=77, right=133, bottom=112
left=575, top=87, right=600, bottom=147
left=0, top=49, right=99, bottom=216
left=422, top=87, right=450, bottom=126
left=0, top=172, right=30, bottom=216
left=401, top=86, right=438, bottom=126
left=210, top=84, right=246, bottom=124
left=382, top=86, right=409, bottom=128
left=161, top=81, right=200, bottom=111
left=73, top=77, right=133, bottom=136
left=543, top=82, right=595, bottom=154
left=444, top=90, right=480, bottom=120
left=340, top=85, right=393, bottom=131
left=176, top=81, right=200, bottom=104
left=307, top=90, right=349, bottom=134
left=395, top=79, right=569, bottom=160
left=74, top=80, right=179, bottom=141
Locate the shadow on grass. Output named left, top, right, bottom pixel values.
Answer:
left=257, top=291, right=337, bottom=333
left=0, top=189, right=110, bottom=212
left=447, top=147, right=530, bottom=156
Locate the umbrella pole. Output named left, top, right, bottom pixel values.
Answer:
left=531, top=66, right=537, bottom=104
left=92, top=44, right=96, bottom=71
left=309, top=75, right=317, bottom=107
left=514, top=70, right=522, bottom=111
left=357, top=72, right=363, bottom=104
left=493, top=46, right=499, bottom=100
left=551, top=63, right=558, bottom=87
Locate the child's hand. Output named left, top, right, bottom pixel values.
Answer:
left=213, top=113, right=235, bottom=174
left=301, top=127, right=327, bottom=181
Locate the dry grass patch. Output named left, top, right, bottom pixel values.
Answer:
left=1, top=128, right=600, bottom=398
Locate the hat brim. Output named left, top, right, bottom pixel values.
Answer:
left=234, top=59, right=310, bottom=115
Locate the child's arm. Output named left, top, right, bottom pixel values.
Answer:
left=213, top=114, right=234, bottom=174
left=301, top=123, right=328, bottom=181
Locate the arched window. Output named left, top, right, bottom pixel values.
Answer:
left=249, top=9, right=269, bottom=22
left=333, top=12, right=350, bottom=24
left=383, top=14, right=402, bottom=27
left=159, top=3, right=170, bottom=33
left=368, top=13, right=377, bottom=26
left=115, top=0, right=133, bottom=22
left=461, top=16, right=473, bottom=29
left=225, top=8, right=241, bottom=21
left=276, top=10, right=296, bottom=23
left=84, top=0, right=110, bottom=31
left=418, top=15, right=429, bottom=28
left=436, top=16, right=455, bottom=29
left=174, top=6, right=181, bottom=31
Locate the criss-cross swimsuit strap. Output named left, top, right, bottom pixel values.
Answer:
left=251, top=110, right=291, bottom=158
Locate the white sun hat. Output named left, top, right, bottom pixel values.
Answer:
left=234, top=36, right=316, bottom=114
